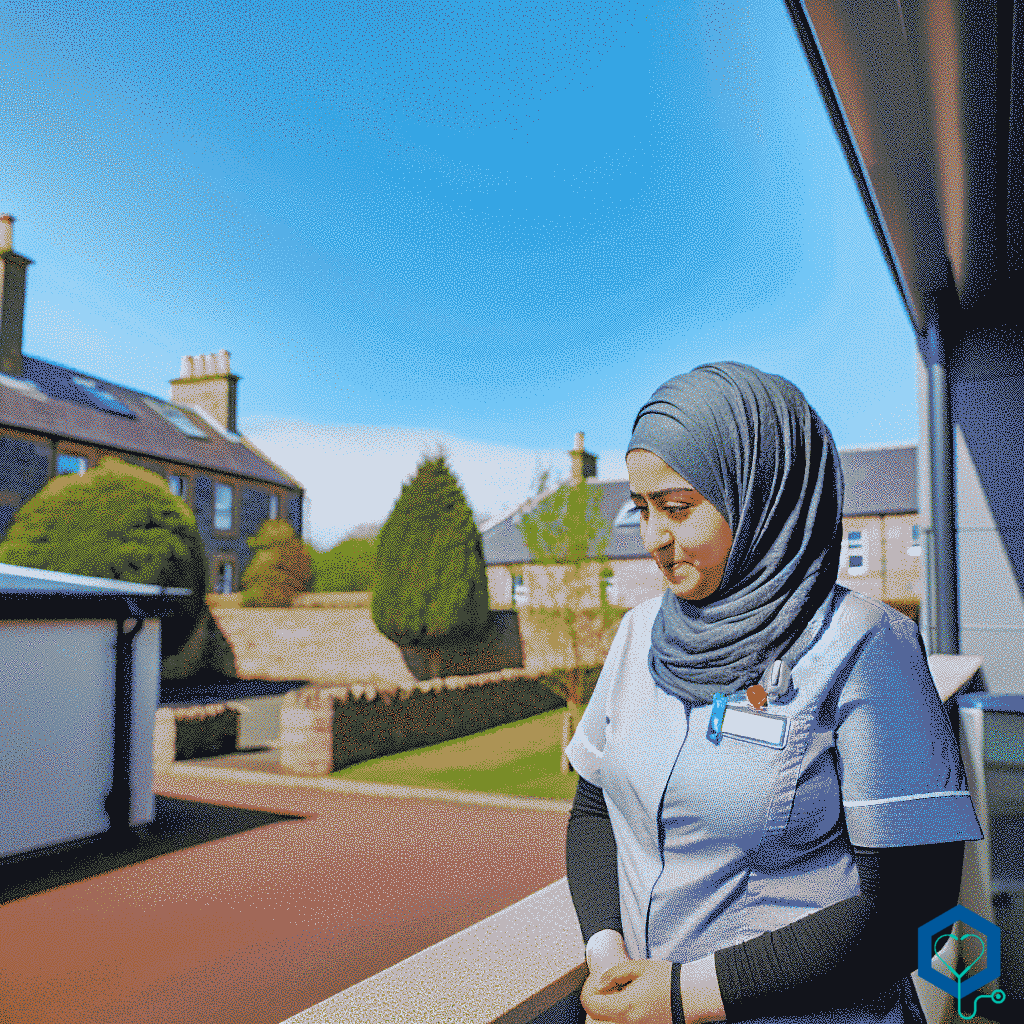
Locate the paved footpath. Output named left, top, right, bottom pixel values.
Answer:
left=0, top=755, right=573, bottom=1024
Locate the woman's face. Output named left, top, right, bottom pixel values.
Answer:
left=626, top=448, right=734, bottom=602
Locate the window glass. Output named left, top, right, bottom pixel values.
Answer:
left=214, top=483, right=233, bottom=530
left=168, top=475, right=186, bottom=498
left=511, top=573, right=529, bottom=607
left=269, top=493, right=279, bottom=519
left=56, top=454, right=88, bottom=476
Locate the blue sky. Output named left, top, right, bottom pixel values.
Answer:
left=2, top=0, right=920, bottom=550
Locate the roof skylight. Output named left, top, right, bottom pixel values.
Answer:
left=72, top=376, right=135, bottom=418
left=141, top=397, right=210, bottom=439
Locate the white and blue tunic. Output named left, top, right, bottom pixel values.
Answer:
left=566, top=584, right=983, bottom=1020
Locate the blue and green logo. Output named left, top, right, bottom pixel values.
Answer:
left=918, top=905, right=1006, bottom=1021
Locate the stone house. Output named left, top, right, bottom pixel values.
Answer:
left=482, top=433, right=923, bottom=614
left=0, top=216, right=304, bottom=594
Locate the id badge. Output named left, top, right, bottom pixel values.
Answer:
left=707, top=692, right=788, bottom=748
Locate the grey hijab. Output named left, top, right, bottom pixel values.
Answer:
left=628, top=362, right=843, bottom=706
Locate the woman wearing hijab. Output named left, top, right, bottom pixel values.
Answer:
left=565, top=362, right=983, bottom=1024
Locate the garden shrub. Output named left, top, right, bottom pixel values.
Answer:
left=0, top=456, right=208, bottom=664
left=239, top=519, right=313, bottom=607
left=371, top=452, right=488, bottom=648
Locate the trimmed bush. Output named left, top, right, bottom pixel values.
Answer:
left=372, top=453, right=489, bottom=647
left=0, top=456, right=208, bottom=663
left=239, top=520, right=313, bottom=607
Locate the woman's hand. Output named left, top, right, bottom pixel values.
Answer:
left=581, top=959, right=673, bottom=1024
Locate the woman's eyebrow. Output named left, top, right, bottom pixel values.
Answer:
left=630, top=487, right=695, bottom=501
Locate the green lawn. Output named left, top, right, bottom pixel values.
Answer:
left=329, top=708, right=582, bottom=802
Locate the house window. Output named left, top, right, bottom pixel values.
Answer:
left=214, top=483, right=234, bottom=531
left=56, top=454, right=88, bottom=476
left=216, top=561, right=233, bottom=594
left=847, top=530, right=865, bottom=574
left=269, top=493, right=279, bottom=519
left=511, top=574, right=529, bottom=607
left=908, top=523, right=921, bottom=557
left=168, top=475, right=186, bottom=498
left=602, top=570, right=618, bottom=606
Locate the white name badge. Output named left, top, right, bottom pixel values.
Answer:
left=721, top=704, right=788, bottom=748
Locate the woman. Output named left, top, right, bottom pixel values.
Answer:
left=564, top=362, right=983, bottom=1024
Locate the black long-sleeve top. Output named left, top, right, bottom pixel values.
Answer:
left=566, top=775, right=965, bottom=1023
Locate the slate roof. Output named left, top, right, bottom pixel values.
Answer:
left=481, top=445, right=919, bottom=566
left=0, top=355, right=303, bottom=492
left=839, top=445, right=917, bottom=516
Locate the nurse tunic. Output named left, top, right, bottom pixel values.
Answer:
left=565, top=583, right=983, bottom=1023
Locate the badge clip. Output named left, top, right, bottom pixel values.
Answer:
left=707, top=692, right=728, bottom=745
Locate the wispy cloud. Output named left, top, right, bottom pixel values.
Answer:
left=242, top=417, right=630, bottom=550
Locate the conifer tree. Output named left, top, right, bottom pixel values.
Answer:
left=372, top=452, right=489, bottom=648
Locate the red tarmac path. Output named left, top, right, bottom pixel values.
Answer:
left=0, top=763, right=572, bottom=1024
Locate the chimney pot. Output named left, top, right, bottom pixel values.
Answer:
left=575, top=432, right=585, bottom=451
left=216, top=349, right=231, bottom=374
left=180, top=355, right=193, bottom=378
left=0, top=215, right=12, bottom=251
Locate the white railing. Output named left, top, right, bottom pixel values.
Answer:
left=279, top=877, right=587, bottom=1024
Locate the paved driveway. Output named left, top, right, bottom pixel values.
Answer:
left=0, top=767, right=572, bottom=1024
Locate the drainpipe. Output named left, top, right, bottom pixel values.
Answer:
left=105, top=598, right=145, bottom=848
left=924, top=316, right=960, bottom=655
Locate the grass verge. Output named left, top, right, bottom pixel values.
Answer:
left=329, top=707, right=581, bottom=802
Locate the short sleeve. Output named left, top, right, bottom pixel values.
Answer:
left=565, top=606, right=637, bottom=788
left=835, top=616, right=983, bottom=847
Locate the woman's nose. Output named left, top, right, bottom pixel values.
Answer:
left=642, top=513, right=673, bottom=552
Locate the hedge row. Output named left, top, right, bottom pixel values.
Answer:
left=331, top=667, right=602, bottom=771
left=173, top=705, right=239, bottom=761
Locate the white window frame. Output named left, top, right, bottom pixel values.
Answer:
left=908, top=523, right=921, bottom=557
left=846, top=529, right=867, bottom=575
left=214, top=482, right=234, bottom=532
left=511, top=573, right=529, bottom=607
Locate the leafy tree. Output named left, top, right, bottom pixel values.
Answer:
left=0, top=456, right=208, bottom=666
left=306, top=522, right=380, bottom=593
left=371, top=452, right=489, bottom=656
left=314, top=536, right=376, bottom=591
left=239, top=519, right=313, bottom=607
left=518, top=479, right=620, bottom=772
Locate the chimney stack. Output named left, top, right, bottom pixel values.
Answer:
left=0, top=215, right=33, bottom=379
left=569, top=431, right=597, bottom=485
left=170, top=348, right=239, bottom=433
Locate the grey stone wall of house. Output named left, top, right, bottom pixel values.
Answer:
left=287, top=493, right=302, bottom=538
left=0, top=434, right=50, bottom=540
